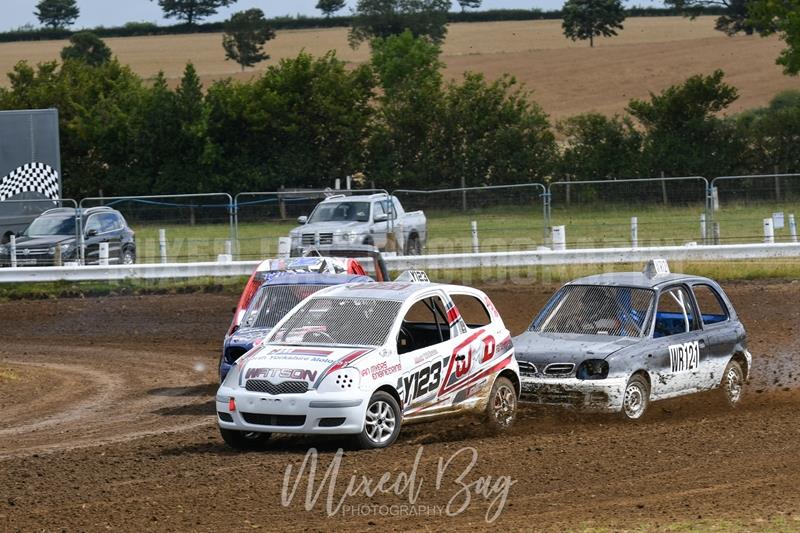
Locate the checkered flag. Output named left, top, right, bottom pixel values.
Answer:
left=0, top=162, right=60, bottom=202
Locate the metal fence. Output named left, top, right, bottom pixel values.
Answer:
left=79, top=194, right=235, bottom=263
left=393, top=184, right=547, bottom=254
left=1, top=173, right=799, bottom=268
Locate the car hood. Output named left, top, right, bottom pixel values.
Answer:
left=229, top=344, right=373, bottom=387
left=513, top=331, right=641, bottom=366
left=292, top=221, right=365, bottom=234
left=12, top=235, right=75, bottom=248
left=227, top=327, right=273, bottom=347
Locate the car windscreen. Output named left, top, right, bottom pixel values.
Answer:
left=241, top=283, right=332, bottom=330
left=308, top=202, right=370, bottom=223
left=268, top=297, right=402, bottom=347
left=24, top=215, right=76, bottom=237
left=530, top=285, right=654, bottom=337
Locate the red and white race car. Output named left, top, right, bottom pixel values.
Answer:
left=216, top=272, right=520, bottom=449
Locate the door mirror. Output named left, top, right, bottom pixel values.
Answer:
left=297, top=216, right=308, bottom=225
left=374, top=213, right=389, bottom=223
left=86, top=229, right=98, bottom=237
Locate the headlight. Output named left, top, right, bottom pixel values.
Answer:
left=576, top=359, right=609, bottom=380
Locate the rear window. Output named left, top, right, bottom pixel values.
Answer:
left=451, top=294, right=492, bottom=328
left=531, top=285, right=654, bottom=337
left=692, top=284, right=729, bottom=326
left=268, top=298, right=402, bottom=347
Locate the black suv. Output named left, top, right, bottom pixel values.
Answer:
left=0, top=207, right=136, bottom=266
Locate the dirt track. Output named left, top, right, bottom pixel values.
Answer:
left=1, top=281, right=799, bottom=531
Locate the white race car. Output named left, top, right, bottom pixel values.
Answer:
left=216, top=272, right=520, bottom=449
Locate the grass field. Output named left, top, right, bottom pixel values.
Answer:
left=126, top=200, right=800, bottom=263
left=0, top=17, right=794, bottom=120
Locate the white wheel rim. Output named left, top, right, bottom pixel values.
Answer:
left=492, top=384, right=516, bottom=427
left=725, top=366, right=743, bottom=404
left=365, top=400, right=396, bottom=444
left=624, top=382, right=646, bottom=419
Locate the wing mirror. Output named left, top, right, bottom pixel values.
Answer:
left=374, top=213, right=389, bottom=223
left=86, top=229, right=98, bottom=237
left=297, top=216, right=308, bottom=225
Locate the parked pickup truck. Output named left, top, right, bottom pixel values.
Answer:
left=289, top=194, right=427, bottom=256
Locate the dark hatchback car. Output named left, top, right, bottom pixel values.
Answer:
left=0, top=207, right=136, bottom=266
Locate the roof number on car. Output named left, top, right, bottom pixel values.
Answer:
left=395, top=270, right=430, bottom=283
left=643, top=258, right=670, bottom=278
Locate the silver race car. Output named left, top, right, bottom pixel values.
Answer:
left=515, top=260, right=751, bottom=420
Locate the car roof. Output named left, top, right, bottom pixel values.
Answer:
left=314, top=281, right=460, bottom=302
left=321, top=193, right=389, bottom=203
left=567, top=272, right=716, bottom=290
left=40, top=207, right=117, bottom=217
left=261, top=272, right=373, bottom=286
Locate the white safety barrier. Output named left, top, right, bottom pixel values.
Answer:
left=1, top=242, right=800, bottom=283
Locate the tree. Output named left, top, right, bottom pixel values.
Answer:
left=222, top=9, right=275, bottom=71
left=152, top=0, right=238, bottom=26
left=664, top=0, right=754, bottom=35
left=562, top=0, right=626, bottom=48
left=749, top=0, right=800, bottom=75
left=557, top=113, right=642, bottom=182
left=349, top=0, right=451, bottom=48
left=61, top=32, right=112, bottom=67
left=35, top=0, right=79, bottom=29
left=457, top=0, right=482, bottom=11
left=316, top=0, right=347, bottom=17
left=626, top=70, right=747, bottom=177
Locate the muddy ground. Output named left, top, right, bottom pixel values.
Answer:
left=0, top=280, right=798, bottom=532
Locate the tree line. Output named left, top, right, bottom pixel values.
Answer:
left=26, top=0, right=800, bottom=73
left=0, top=32, right=797, bottom=201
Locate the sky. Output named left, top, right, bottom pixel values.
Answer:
left=3, top=1, right=661, bottom=32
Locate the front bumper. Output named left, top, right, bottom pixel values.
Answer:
left=216, top=386, right=371, bottom=435
left=520, top=376, right=627, bottom=412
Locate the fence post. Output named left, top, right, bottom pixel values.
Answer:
left=460, top=175, right=467, bottom=212
left=9, top=235, right=16, bottom=268
left=630, top=217, right=638, bottom=248
left=99, top=242, right=109, bottom=266
left=763, top=218, right=775, bottom=244
left=700, top=213, right=707, bottom=244
left=54, top=244, right=62, bottom=267
left=660, top=171, right=668, bottom=205
left=159, top=229, right=168, bottom=263
left=713, top=222, right=720, bottom=245
left=542, top=187, right=552, bottom=244
left=277, top=237, right=291, bottom=259
left=470, top=221, right=479, bottom=253
left=789, top=214, right=798, bottom=243
left=552, top=225, right=566, bottom=251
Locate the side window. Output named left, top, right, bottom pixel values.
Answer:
left=654, top=287, right=699, bottom=338
left=100, top=213, right=118, bottom=232
left=85, top=215, right=102, bottom=234
left=373, top=201, right=386, bottom=220
left=397, top=296, right=451, bottom=354
left=451, top=294, right=491, bottom=328
left=383, top=200, right=397, bottom=220
left=692, top=284, right=729, bottom=326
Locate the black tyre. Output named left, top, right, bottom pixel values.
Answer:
left=405, top=234, right=422, bottom=255
left=719, top=360, right=744, bottom=407
left=355, top=391, right=401, bottom=449
left=485, top=376, right=517, bottom=432
left=121, top=246, right=136, bottom=265
left=219, top=427, right=271, bottom=450
left=621, top=374, right=650, bottom=421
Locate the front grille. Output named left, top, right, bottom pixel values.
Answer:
left=545, top=363, right=575, bottom=375
left=245, top=379, right=309, bottom=395
left=217, top=412, right=234, bottom=422
left=301, top=233, right=315, bottom=245
left=241, top=412, right=306, bottom=427
left=319, top=233, right=333, bottom=245
left=518, top=361, right=537, bottom=377
left=523, top=389, right=586, bottom=407
left=19, top=248, right=50, bottom=256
